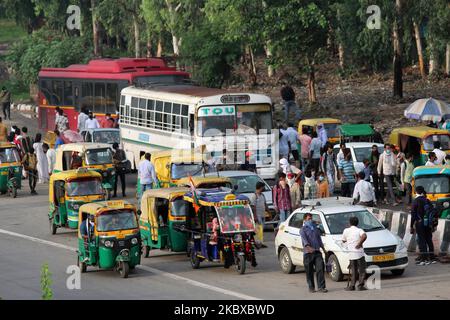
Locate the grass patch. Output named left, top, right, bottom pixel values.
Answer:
left=0, top=19, right=27, bottom=44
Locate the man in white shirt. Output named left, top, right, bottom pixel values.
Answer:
left=432, top=141, right=446, bottom=165
left=77, top=108, right=89, bottom=132
left=85, top=112, right=100, bottom=129
left=353, top=172, right=377, bottom=207
left=281, top=123, right=300, bottom=168
left=43, top=143, right=56, bottom=175
left=342, top=217, right=367, bottom=291
left=425, top=152, right=439, bottom=166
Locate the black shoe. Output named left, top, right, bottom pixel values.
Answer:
left=309, top=288, right=316, bottom=293
left=261, top=244, right=268, bottom=248
left=357, top=286, right=368, bottom=291
left=345, top=286, right=355, bottom=291
left=318, top=288, right=328, bottom=293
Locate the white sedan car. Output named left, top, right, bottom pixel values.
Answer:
left=333, top=142, right=384, bottom=174
left=275, top=201, right=408, bottom=281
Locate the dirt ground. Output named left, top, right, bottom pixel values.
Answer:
left=227, top=58, right=450, bottom=140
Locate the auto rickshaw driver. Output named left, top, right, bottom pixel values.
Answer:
left=71, top=152, right=83, bottom=170
left=80, top=215, right=95, bottom=241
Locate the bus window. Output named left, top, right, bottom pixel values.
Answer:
left=81, top=82, right=93, bottom=110
left=106, top=83, right=118, bottom=113
left=52, top=80, right=63, bottom=105
left=40, top=79, right=53, bottom=104
left=139, top=98, right=146, bottom=127
left=94, top=83, right=106, bottom=114
left=147, top=99, right=155, bottom=128
left=64, top=81, right=73, bottom=106
left=130, top=97, right=138, bottom=126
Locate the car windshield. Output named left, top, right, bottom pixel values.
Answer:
left=66, top=179, right=103, bottom=196
left=415, top=175, right=450, bottom=194
left=324, top=210, right=384, bottom=235
left=92, top=131, right=120, bottom=144
left=423, top=135, right=450, bottom=151
left=97, top=210, right=138, bottom=232
left=170, top=198, right=189, bottom=216
left=85, top=148, right=113, bottom=165
left=324, top=123, right=340, bottom=138
left=171, top=163, right=204, bottom=180
left=228, top=175, right=270, bottom=194
left=216, top=204, right=255, bottom=234
left=0, top=148, right=20, bottom=163
left=353, top=146, right=384, bottom=162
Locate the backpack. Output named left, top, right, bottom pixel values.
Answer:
left=423, top=199, right=439, bottom=229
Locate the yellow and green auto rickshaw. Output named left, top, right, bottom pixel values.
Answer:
left=49, top=169, right=105, bottom=234
left=54, top=143, right=116, bottom=199
left=298, top=118, right=342, bottom=145
left=77, top=200, right=141, bottom=278
left=140, top=187, right=191, bottom=257
left=183, top=189, right=257, bottom=274
left=389, top=126, right=450, bottom=167
left=0, top=142, right=22, bottom=198
left=412, top=165, right=450, bottom=219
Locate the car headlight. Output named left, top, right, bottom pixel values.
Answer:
left=444, top=202, right=449, bottom=209
left=131, top=238, right=138, bottom=245
left=104, top=240, right=114, bottom=248
left=397, top=238, right=406, bottom=251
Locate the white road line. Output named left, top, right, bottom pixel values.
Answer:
left=0, top=228, right=260, bottom=300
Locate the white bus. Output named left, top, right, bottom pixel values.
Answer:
left=119, top=85, right=278, bottom=179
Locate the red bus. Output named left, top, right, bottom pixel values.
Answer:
left=38, top=58, right=190, bottom=131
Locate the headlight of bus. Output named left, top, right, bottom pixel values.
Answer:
left=131, top=238, right=138, bottom=245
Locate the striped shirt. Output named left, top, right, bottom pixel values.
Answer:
left=339, top=160, right=356, bottom=183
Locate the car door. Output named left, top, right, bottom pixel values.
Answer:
left=284, top=212, right=305, bottom=265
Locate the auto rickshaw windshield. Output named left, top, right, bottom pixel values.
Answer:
left=0, top=148, right=20, bottom=164
left=216, top=204, right=255, bottom=234
left=85, top=148, right=113, bottom=165
left=423, top=135, right=450, bottom=151
left=415, top=175, right=450, bottom=194
left=323, top=123, right=340, bottom=138
left=171, top=163, right=204, bottom=180
left=170, top=198, right=189, bottom=216
left=93, top=131, right=120, bottom=144
left=66, top=179, right=103, bottom=196
left=97, top=210, right=138, bottom=232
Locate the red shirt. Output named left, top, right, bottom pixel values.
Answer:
left=100, top=118, right=115, bottom=128
left=273, top=183, right=292, bottom=211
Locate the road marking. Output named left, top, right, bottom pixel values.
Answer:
left=0, top=228, right=260, bottom=300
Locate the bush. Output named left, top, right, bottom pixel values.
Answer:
left=6, top=29, right=93, bottom=86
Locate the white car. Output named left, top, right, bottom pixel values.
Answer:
left=205, top=170, right=276, bottom=226
left=275, top=200, right=408, bottom=281
left=333, top=142, right=384, bottom=174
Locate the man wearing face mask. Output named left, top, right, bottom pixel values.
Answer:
left=300, top=213, right=328, bottom=293
left=273, top=173, right=292, bottom=224
left=377, top=144, right=397, bottom=206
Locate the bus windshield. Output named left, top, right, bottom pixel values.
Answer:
left=0, top=148, right=20, bottom=164
left=415, top=175, right=450, bottom=194
left=66, top=179, right=103, bottom=196
left=97, top=210, right=138, bottom=232
left=85, top=148, right=113, bottom=165
left=216, top=205, right=255, bottom=234
left=236, top=105, right=272, bottom=132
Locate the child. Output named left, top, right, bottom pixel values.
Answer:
left=303, top=170, right=318, bottom=200
left=317, top=172, right=330, bottom=198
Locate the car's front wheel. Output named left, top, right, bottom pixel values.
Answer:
left=279, top=247, right=296, bottom=274
left=390, top=269, right=405, bottom=276
left=328, top=254, right=344, bottom=282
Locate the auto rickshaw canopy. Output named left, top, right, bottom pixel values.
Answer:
left=176, top=176, right=232, bottom=189
left=340, top=124, right=374, bottom=137
left=0, top=142, right=16, bottom=149
left=48, top=169, right=103, bottom=202
left=299, top=118, right=342, bottom=127
left=413, top=165, right=450, bottom=177
left=43, top=131, right=57, bottom=149
left=389, top=126, right=450, bottom=145
left=183, top=189, right=249, bottom=207
left=79, top=200, right=136, bottom=217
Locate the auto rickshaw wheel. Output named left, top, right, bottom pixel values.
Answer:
left=190, top=252, right=201, bottom=269
left=234, top=255, right=246, bottom=275
left=49, top=219, right=57, bottom=235
left=118, top=261, right=129, bottom=278
left=142, top=245, right=150, bottom=258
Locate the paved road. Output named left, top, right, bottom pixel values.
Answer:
left=1, top=112, right=450, bottom=300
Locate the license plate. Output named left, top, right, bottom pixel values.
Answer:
left=373, top=253, right=395, bottom=262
